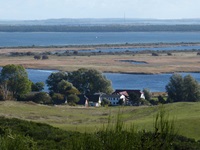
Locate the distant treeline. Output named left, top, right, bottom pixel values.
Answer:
left=1, top=25, right=200, bottom=32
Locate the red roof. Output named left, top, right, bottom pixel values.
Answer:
left=114, top=89, right=142, bottom=96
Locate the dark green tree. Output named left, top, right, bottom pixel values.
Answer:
left=33, top=92, right=52, bottom=104
left=158, top=95, right=166, bottom=104
left=57, top=80, right=80, bottom=96
left=68, top=68, right=113, bottom=94
left=143, top=88, right=152, bottom=101
left=129, top=92, right=140, bottom=105
left=51, top=93, right=65, bottom=104
left=183, top=74, right=200, bottom=102
left=31, top=82, right=45, bottom=92
left=101, top=98, right=110, bottom=106
left=0, top=64, right=31, bottom=99
left=166, top=74, right=184, bottom=102
left=46, top=71, right=68, bottom=93
left=166, top=74, right=200, bottom=102
left=66, top=94, right=80, bottom=106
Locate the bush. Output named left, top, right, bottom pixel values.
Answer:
left=152, top=52, right=159, bottom=56
left=34, top=55, right=41, bottom=60
left=167, top=52, right=173, bottom=56
left=66, top=94, right=80, bottom=106
left=33, top=92, right=52, bottom=104
left=42, top=55, right=49, bottom=60
left=0, top=129, right=37, bottom=150
left=31, top=82, right=44, bottom=92
left=101, top=98, right=110, bottom=106
left=158, top=95, right=166, bottom=104
left=149, top=99, right=159, bottom=105
left=51, top=93, right=65, bottom=104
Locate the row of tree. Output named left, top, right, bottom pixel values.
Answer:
left=0, top=65, right=113, bottom=105
left=1, top=25, right=200, bottom=32
left=0, top=64, right=199, bottom=104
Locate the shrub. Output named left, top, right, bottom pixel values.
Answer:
left=42, top=55, right=49, bottom=60
left=167, top=52, right=173, bottom=56
left=33, top=92, right=52, bottom=104
left=158, top=95, right=166, bottom=104
left=51, top=93, right=65, bottom=104
left=34, top=55, right=41, bottom=60
left=101, top=98, right=110, bottom=106
left=152, top=52, right=159, bottom=56
left=66, top=94, right=80, bottom=106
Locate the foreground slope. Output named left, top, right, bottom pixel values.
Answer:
left=0, top=101, right=199, bottom=140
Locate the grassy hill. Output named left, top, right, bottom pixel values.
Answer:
left=0, top=101, right=199, bottom=140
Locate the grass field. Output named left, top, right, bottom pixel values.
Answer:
left=0, top=51, right=200, bottom=74
left=0, top=101, right=199, bottom=140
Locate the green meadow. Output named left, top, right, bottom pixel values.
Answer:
left=0, top=101, right=199, bottom=140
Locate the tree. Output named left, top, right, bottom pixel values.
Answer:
left=57, top=80, right=80, bottom=96
left=158, top=95, right=166, bottom=104
left=0, top=64, right=31, bottom=99
left=166, top=74, right=200, bottom=102
left=68, top=68, right=113, bottom=94
left=33, top=92, right=52, bottom=104
left=143, top=88, right=152, bottom=101
left=101, top=98, right=110, bottom=106
left=46, top=71, right=68, bottom=93
left=129, top=92, right=140, bottom=105
left=183, top=74, right=200, bottom=102
left=31, top=82, right=44, bottom=92
left=51, top=93, right=65, bottom=104
left=66, top=94, right=80, bottom=106
left=34, top=55, right=41, bottom=60
left=166, top=74, right=184, bottom=102
left=42, top=55, right=49, bottom=60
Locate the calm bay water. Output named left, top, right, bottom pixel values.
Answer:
left=2, top=32, right=200, bottom=92
left=1, top=32, right=200, bottom=47
left=27, top=69, right=200, bottom=92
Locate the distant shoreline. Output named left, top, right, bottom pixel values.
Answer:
left=1, top=24, right=200, bottom=32
left=1, top=42, right=200, bottom=53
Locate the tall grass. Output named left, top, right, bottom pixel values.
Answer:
left=71, top=107, right=177, bottom=150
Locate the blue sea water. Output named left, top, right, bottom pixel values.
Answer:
left=1, top=32, right=200, bottom=47
left=26, top=69, right=200, bottom=92
left=1, top=31, right=200, bottom=92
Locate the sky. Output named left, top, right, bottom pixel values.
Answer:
left=0, top=0, right=199, bottom=20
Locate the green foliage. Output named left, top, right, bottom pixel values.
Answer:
left=51, top=93, right=65, bottom=104
left=101, top=98, right=110, bottom=106
left=0, top=108, right=199, bottom=149
left=166, top=74, right=200, bottom=102
left=34, top=55, right=41, bottom=60
left=31, top=82, right=44, bottom=92
left=0, top=129, right=37, bottom=150
left=183, top=74, right=200, bottom=102
left=129, top=92, right=140, bottom=105
left=32, top=92, right=52, bottom=104
left=158, top=95, right=166, bottom=104
left=42, top=55, right=49, bottom=60
left=0, top=64, right=31, bottom=99
left=46, top=71, right=68, bottom=93
left=143, top=88, right=152, bottom=101
left=67, top=94, right=80, bottom=106
left=68, top=68, right=113, bottom=94
left=57, top=80, right=80, bottom=96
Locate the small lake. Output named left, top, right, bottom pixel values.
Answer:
left=26, top=69, right=200, bottom=92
